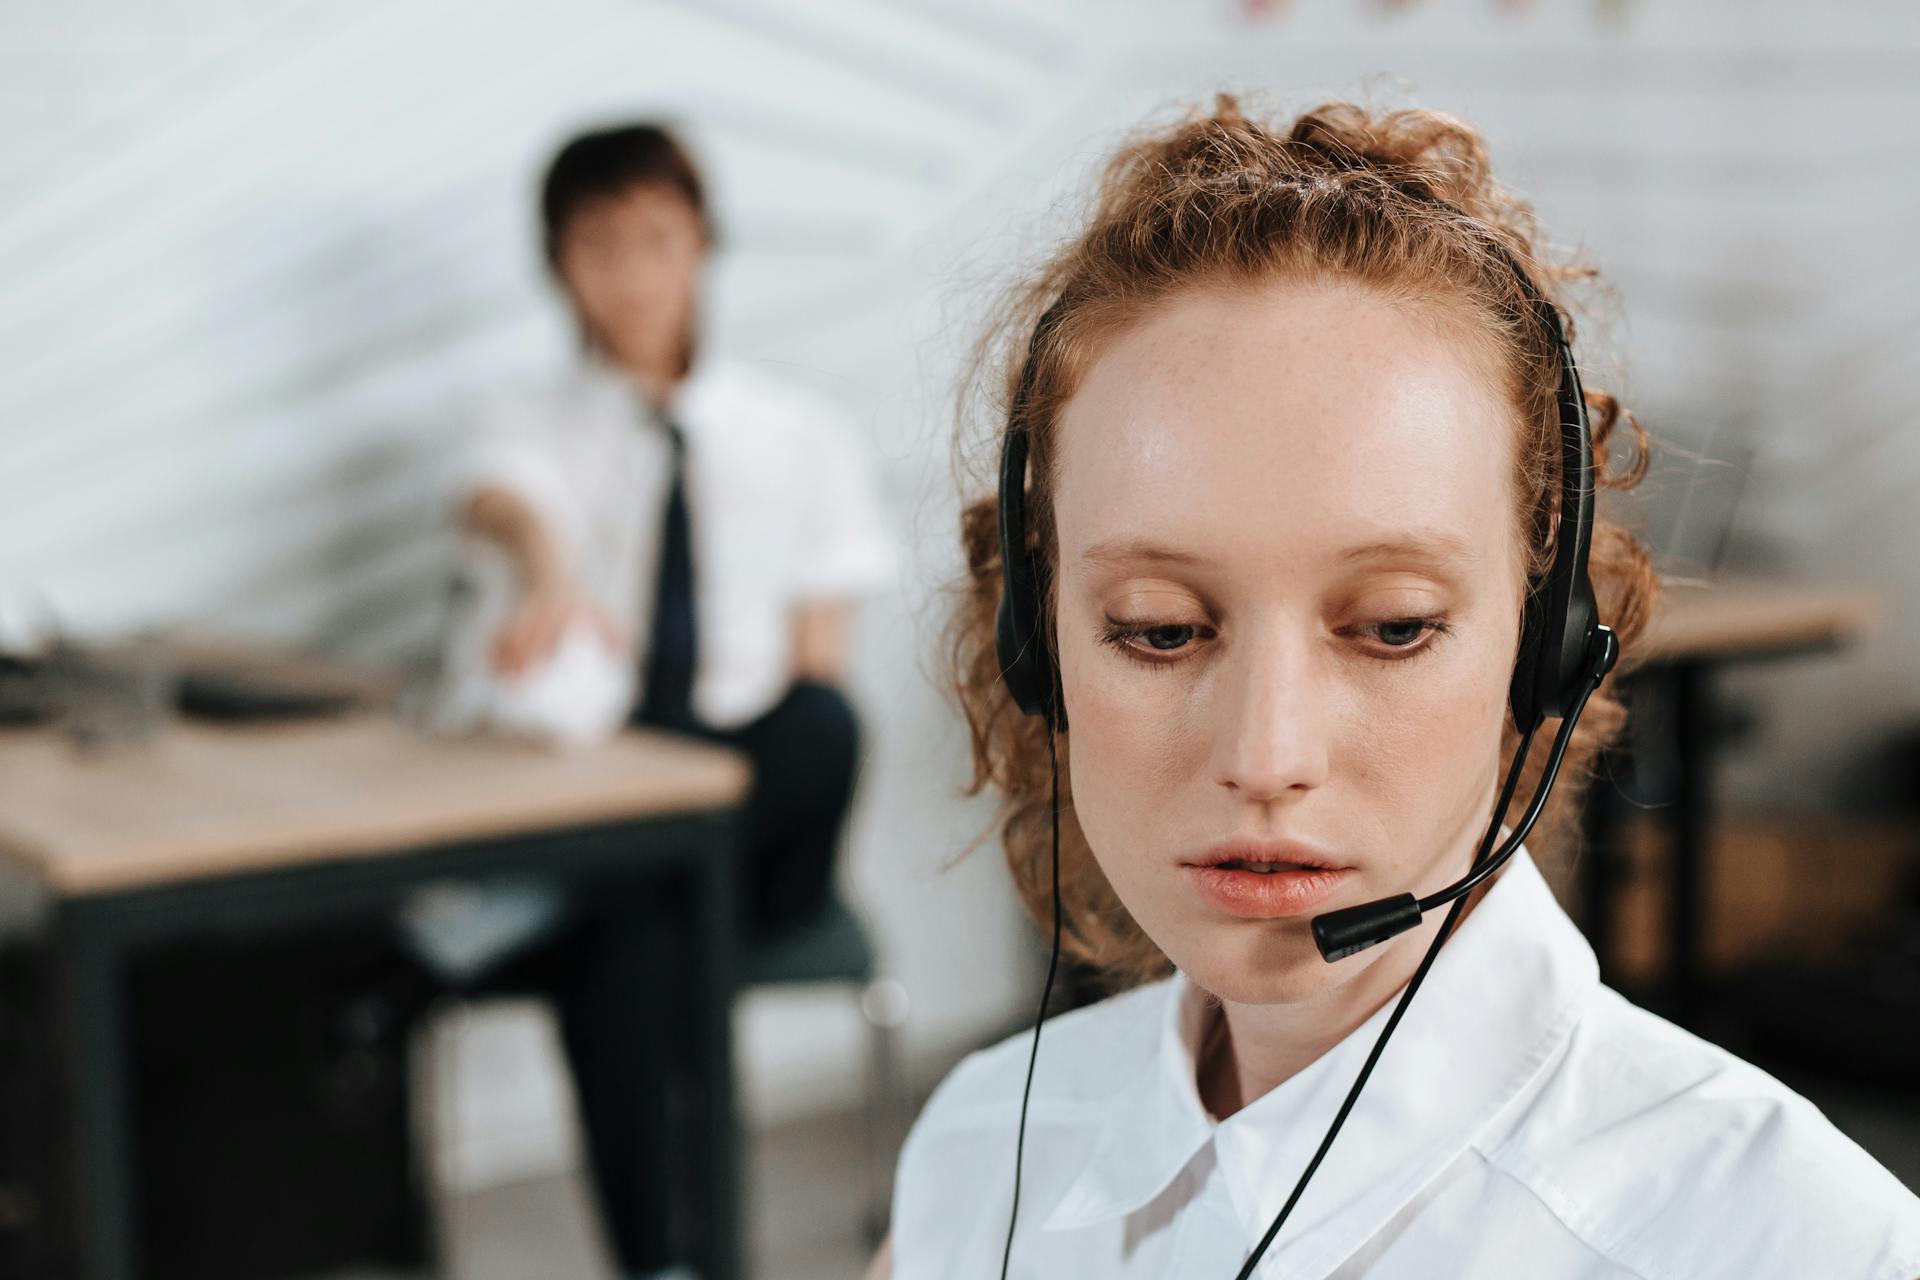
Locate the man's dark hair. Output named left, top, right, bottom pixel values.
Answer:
left=539, top=122, right=711, bottom=267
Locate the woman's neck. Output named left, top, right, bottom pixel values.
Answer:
left=1195, top=936, right=1417, bottom=1119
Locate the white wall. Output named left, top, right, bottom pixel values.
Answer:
left=4, top=0, right=1918, bottom=1133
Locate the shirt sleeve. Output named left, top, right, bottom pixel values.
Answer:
left=786, top=404, right=899, bottom=603
left=457, top=393, right=585, bottom=561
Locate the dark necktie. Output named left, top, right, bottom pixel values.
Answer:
left=634, top=415, right=698, bottom=730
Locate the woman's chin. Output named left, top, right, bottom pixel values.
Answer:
left=1167, top=925, right=1344, bottom=1007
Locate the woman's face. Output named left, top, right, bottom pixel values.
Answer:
left=556, top=182, right=706, bottom=377
left=1051, top=280, right=1527, bottom=1008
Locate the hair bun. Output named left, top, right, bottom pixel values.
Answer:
left=1280, top=98, right=1497, bottom=216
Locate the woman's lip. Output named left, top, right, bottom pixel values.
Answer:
left=1187, top=840, right=1347, bottom=871
left=1182, top=864, right=1353, bottom=919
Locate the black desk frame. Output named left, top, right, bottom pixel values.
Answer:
left=1581, top=660, right=1705, bottom=1008
left=1580, top=639, right=1846, bottom=1020
left=11, top=808, right=742, bottom=1280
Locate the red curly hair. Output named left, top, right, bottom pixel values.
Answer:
left=943, top=93, right=1659, bottom=991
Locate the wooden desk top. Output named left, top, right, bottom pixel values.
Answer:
left=1638, top=579, right=1879, bottom=664
left=0, top=716, right=751, bottom=897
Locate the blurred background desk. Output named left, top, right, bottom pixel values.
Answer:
left=0, top=714, right=750, bottom=1280
left=1581, top=579, right=1881, bottom=1014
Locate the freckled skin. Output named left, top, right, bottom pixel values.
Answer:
left=1051, top=280, right=1528, bottom=1095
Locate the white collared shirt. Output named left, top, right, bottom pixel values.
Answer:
left=891, top=852, right=1920, bottom=1278
left=455, top=355, right=896, bottom=730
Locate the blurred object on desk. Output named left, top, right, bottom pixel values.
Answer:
left=0, top=632, right=398, bottom=748
left=169, top=637, right=395, bottom=723
left=40, top=639, right=173, bottom=750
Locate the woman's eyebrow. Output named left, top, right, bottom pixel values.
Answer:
left=1079, top=537, right=1209, bottom=568
left=1337, top=531, right=1482, bottom=568
left=1081, top=534, right=1480, bottom=570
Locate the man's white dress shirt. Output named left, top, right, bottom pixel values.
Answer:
left=447, top=354, right=896, bottom=736
left=892, top=851, right=1920, bottom=1278
left=403, top=356, right=897, bottom=975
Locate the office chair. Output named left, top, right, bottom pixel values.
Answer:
left=409, top=891, right=911, bottom=1267
left=739, top=894, right=910, bottom=1245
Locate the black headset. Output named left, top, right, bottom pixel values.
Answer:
left=992, top=222, right=1620, bottom=1277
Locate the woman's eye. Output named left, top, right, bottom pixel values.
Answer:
left=1100, top=619, right=1209, bottom=664
left=1141, top=624, right=1195, bottom=651
left=1373, top=618, right=1430, bottom=647
left=1355, top=616, right=1452, bottom=659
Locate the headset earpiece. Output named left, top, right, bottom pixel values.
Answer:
left=995, top=423, right=1066, bottom=732
left=1506, top=292, right=1605, bottom=733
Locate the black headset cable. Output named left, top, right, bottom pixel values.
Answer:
left=1000, top=696, right=1065, bottom=1279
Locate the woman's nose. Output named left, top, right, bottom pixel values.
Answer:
left=1212, top=636, right=1332, bottom=802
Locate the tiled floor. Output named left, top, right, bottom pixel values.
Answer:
left=743, top=1107, right=886, bottom=1280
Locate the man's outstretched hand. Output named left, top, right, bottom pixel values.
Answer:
left=491, top=584, right=627, bottom=676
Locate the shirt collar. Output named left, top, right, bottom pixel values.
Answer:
left=577, top=352, right=715, bottom=433
left=1039, top=959, right=1218, bottom=1230
left=1041, top=848, right=1598, bottom=1272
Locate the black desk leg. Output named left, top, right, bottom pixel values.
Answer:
left=1670, top=661, right=1710, bottom=1023
left=54, top=907, right=140, bottom=1280
left=690, top=836, right=740, bottom=1280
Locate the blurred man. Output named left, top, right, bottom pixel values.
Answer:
left=455, top=122, right=895, bottom=1278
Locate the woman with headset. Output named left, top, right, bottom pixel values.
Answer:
left=869, top=96, right=1920, bottom=1278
